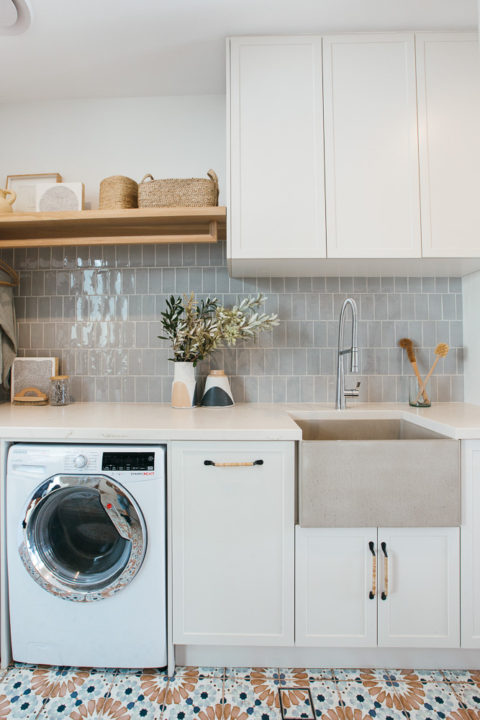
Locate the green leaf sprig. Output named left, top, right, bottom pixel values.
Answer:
left=158, top=292, right=279, bottom=365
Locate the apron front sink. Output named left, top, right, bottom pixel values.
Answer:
left=292, top=416, right=460, bottom=527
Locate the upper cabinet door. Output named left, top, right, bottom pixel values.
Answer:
left=416, top=33, right=480, bottom=258
left=228, top=37, right=325, bottom=260
left=323, top=34, right=421, bottom=258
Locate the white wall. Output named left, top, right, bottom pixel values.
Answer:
left=0, top=95, right=226, bottom=208
left=463, top=271, right=480, bottom=404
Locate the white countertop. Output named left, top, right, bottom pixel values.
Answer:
left=1, top=401, right=480, bottom=442
left=0, top=402, right=302, bottom=442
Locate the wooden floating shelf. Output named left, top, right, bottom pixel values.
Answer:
left=0, top=207, right=226, bottom=248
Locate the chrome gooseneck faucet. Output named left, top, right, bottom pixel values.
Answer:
left=335, top=297, right=360, bottom=410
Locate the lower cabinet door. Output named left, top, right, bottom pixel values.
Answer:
left=377, top=527, right=460, bottom=648
left=295, top=527, right=377, bottom=647
left=171, top=441, right=295, bottom=645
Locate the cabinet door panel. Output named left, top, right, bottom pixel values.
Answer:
left=172, top=441, right=294, bottom=645
left=461, top=440, right=480, bottom=647
left=295, top=527, right=377, bottom=647
left=417, top=33, right=480, bottom=258
left=229, top=37, right=325, bottom=260
left=323, top=34, right=421, bottom=258
left=378, top=527, right=460, bottom=648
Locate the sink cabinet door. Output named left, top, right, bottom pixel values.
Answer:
left=295, top=527, right=377, bottom=647
left=171, top=441, right=295, bottom=645
left=377, top=527, right=460, bottom=648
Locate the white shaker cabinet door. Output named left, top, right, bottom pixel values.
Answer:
left=461, top=440, right=480, bottom=647
left=171, top=441, right=295, bottom=645
left=377, top=527, right=460, bottom=648
left=323, top=34, right=421, bottom=259
left=416, top=33, right=480, bottom=258
left=295, top=527, right=377, bottom=647
left=228, top=37, right=325, bottom=260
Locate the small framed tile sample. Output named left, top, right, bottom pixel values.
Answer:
left=11, top=357, right=59, bottom=402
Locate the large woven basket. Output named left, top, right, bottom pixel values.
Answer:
left=138, top=170, right=219, bottom=208
left=99, top=175, right=138, bottom=209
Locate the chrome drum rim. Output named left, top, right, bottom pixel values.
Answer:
left=19, top=474, right=147, bottom=602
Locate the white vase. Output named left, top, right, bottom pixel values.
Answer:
left=171, top=362, right=198, bottom=408
left=200, top=369, right=234, bottom=407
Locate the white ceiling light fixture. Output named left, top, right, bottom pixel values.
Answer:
left=0, top=0, right=31, bottom=35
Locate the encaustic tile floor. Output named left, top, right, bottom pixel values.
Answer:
left=0, top=665, right=480, bottom=720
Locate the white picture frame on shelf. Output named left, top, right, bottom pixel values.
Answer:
left=5, top=173, right=62, bottom=212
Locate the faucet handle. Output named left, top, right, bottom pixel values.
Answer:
left=344, top=381, right=361, bottom=397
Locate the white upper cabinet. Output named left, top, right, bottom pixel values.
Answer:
left=228, top=37, right=325, bottom=260
left=416, top=33, right=480, bottom=258
left=227, top=32, right=480, bottom=276
left=323, top=33, right=421, bottom=259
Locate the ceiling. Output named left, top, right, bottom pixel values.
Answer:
left=0, top=0, right=477, bottom=102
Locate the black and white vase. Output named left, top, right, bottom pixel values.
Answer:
left=200, top=370, right=234, bottom=407
left=171, top=362, right=198, bottom=408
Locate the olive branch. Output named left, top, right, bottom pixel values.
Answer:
left=158, top=293, right=279, bottom=365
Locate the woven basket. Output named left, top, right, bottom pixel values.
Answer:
left=99, top=175, right=138, bottom=209
left=138, top=170, right=219, bottom=208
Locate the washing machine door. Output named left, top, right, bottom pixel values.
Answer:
left=19, top=474, right=147, bottom=602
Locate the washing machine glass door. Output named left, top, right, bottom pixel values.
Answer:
left=20, top=474, right=147, bottom=602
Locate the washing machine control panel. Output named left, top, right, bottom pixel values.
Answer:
left=102, top=452, right=155, bottom=472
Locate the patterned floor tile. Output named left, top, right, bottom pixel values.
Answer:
left=278, top=686, right=316, bottom=719
left=409, top=670, right=448, bottom=684
left=277, top=670, right=310, bottom=688
left=335, top=681, right=405, bottom=720
left=223, top=678, right=281, bottom=719
left=443, top=670, right=479, bottom=684
left=36, top=667, right=116, bottom=719
left=399, top=682, right=463, bottom=719
left=103, top=668, right=169, bottom=720
left=350, top=669, right=428, bottom=713
left=0, top=664, right=50, bottom=719
left=331, top=670, right=366, bottom=683
left=224, top=667, right=279, bottom=680
left=450, top=683, right=480, bottom=711
left=197, top=668, right=225, bottom=680
left=306, top=680, right=340, bottom=716
left=162, top=677, right=224, bottom=720
left=279, top=669, right=335, bottom=683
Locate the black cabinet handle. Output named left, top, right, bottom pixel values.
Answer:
left=381, top=541, right=389, bottom=600
left=368, top=541, right=376, bottom=599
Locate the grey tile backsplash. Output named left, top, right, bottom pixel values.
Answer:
left=3, top=242, right=463, bottom=403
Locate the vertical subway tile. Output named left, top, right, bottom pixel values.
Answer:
left=258, top=376, right=273, bottom=402
left=10, top=260, right=465, bottom=404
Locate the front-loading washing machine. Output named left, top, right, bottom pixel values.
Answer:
left=7, top=443, right=167, bottom=668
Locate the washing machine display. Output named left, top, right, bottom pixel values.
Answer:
left=20, top=474, right=146, bottom=602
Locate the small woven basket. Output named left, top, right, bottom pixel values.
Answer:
left=138, top=170, right=219, bottom=208
left=99, top=175, right=138, bottom=209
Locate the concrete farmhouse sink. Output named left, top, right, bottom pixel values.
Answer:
left=291, top=416, right=460, bottom=527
